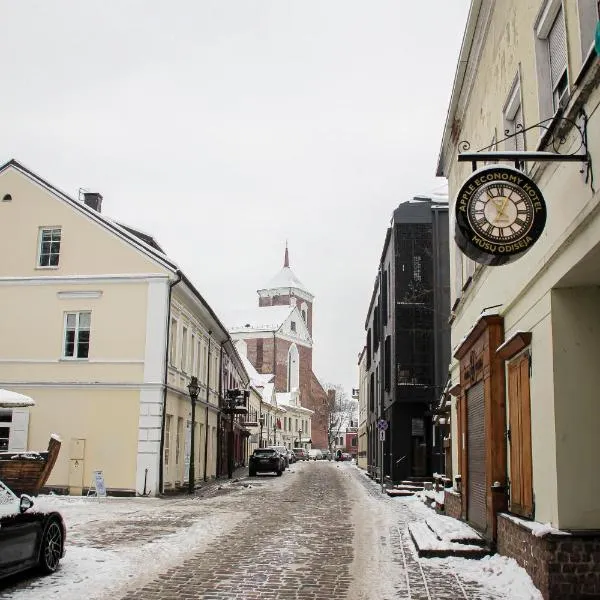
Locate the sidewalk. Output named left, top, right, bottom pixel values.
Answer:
left=162, top=465, right=250, bottom=499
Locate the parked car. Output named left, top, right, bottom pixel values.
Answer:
left=267, top=446, right=290, bottom=468
left=293, top=448, right=309, bottom=461
left=321, top=450, right=332, bottom=461
left=249, top=448, right=284, bottom=476
left=308, top=449, right=323, bottom=461
left=0, top=478, right=66, bottom=580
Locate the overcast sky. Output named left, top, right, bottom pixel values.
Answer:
left=3, top=1, right=470, bottom=397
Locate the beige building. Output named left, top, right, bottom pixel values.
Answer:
left=437, top=2, right=600, bottom=597
left=0, top=159, right=247, bottom=496
left=356, top=346, right=368, bottom=470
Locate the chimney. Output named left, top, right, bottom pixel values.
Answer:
left=83, top=192, right=103, bottom=213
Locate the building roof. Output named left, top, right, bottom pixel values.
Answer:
left=258, top=244, right=312, bottom=296
left=228, top=305, right=294, bottom=333
left=261, top=266, right=308, bottom=293
left=0, top=159, right=246, bottom=375
left=238, top=352, right=273, bottom=388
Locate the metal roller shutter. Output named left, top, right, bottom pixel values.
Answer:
left=549, top=10, right=567, bottom=90
left=467, top=381, right=486, bottom=531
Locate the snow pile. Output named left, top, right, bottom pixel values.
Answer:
left=431, top=555, right=544, bottom=599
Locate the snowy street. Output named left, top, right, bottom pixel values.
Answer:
left=0, top=462, right=541, bottom=600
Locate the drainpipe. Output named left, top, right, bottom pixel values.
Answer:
left=203, top=332, right=212, bottom=482
left=158, top=272, right=182, bottom=495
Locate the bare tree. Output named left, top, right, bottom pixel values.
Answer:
left=323, top=384, right=357, bottom=453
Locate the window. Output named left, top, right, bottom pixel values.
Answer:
left=181, top=327, right=188, bottom=373
left=63, top=312, right=91, bottom=359
left=535, top=1, right=568, bottom=120
left=366, top=329, right=372, bottom=369
left=190, top=334, right=196, bottom=376
left=384, top=336, right=391, bottom=392
left=169, top=319, right=178, bottom=367
left=301, top=309, right=307, bottom=322
left=507, top=352, right=534, bottom=518
left=287, top=344, right=299, bottom=392
left=503, top=73, right=525, bottom=151
left=38, top=228, right=61, bottom=267
left=412, top=256, right=422, bottom=282
left=290, top=321, right=296, bottom=333
left=548, top=10, right=568, bottom=111
left=578, top=0, right=600, bottom=61
left=176, top=417, right=183, bottom=465
left=164, top=415, right=172, bottom=466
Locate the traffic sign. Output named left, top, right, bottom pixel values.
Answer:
left=376, top=419, right=388, bottom=431
left=378, top=429, right=386, bottom=442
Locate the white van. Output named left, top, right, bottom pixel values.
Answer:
left=308, top=449, right=323, bottom=461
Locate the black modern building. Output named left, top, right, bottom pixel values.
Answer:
left=365, top=196, right=450, bottom=482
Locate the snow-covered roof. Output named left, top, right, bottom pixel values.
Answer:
left=228, top=306, right=293, bottom=333
left=238, top=353, right=273, bottom=388
left=259, top=266, right=310, bottom=294
left=261, top=382, right=275, bottom=403
left=0, top=389, right=35, bottom=408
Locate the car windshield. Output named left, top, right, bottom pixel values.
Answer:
left=253, top=449, right=276, bottom=457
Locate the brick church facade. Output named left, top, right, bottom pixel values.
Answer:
left=229, top=246, right=329, bottom=449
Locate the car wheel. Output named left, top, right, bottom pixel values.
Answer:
left=39, top=519, right=63, bottom=574
left=276, top=470, right=282, bottom=476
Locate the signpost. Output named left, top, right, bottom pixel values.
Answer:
left=377, top=419, right=388, bottom=493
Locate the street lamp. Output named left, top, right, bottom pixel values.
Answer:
left=298, top=429, right=302, bottom=447
left=259, top=415, right=265, bottom=448
left=273, top=422, right=277, bottom=446
left=187, top=376, right=200, bottom=494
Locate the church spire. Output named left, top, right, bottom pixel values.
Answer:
left=284, top=241, right=289, bottom=268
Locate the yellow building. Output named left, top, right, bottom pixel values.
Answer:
left=437, top=2, right=600, bottom=596
left=0, top=159, right=247, bottom=496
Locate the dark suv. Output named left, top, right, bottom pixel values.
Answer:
left=249, top=448, right=284, bottom=476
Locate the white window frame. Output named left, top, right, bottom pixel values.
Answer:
left=164, top=415, right=172, bottom=466
left=503, top=71, right=525, bottom=152
left=63, top=311, right=91, bottom=360
left=577, top=0, right=600, bottom=67
left=534, top=0, right=569, bottom=123
left=190, top=333, right=197, bottom=377
left=181, top=326, right=189, bottom=373
left=37, top=227, right=62, bottom=269
left=169, top=318, right=178, bottom=367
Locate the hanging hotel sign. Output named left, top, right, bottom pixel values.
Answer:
left=455, top=165, right=547, bottom=266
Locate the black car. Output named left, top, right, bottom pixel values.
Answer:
left=249, top=448, right=284, bottom=476
left=0, top=479, right=66, bottom=580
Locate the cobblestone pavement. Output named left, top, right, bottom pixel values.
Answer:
left=119, top=463, right=507, bottom=600
left=0, top=462, right=532, bottom=600
left=121, top=463, right=354, bottom=600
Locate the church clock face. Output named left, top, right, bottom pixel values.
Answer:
left=467, top=182, right=534, bottom=244
left=454, top=165, right=547, bottom=266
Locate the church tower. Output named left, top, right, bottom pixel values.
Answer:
left=257, top=243, right=314, bottom=336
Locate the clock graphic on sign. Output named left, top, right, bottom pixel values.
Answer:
left=454, top=165, right=547, bottom=266
left=467, top=182, right=534, bottom=244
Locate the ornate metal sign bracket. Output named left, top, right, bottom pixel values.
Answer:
left=457, top=110, right=594, bottom=192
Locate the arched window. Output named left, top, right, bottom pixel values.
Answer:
left=287, top=344, right=300, bottom=392
left=301, top=302, right=308, bottom=323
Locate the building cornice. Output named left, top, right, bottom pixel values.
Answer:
left=436, top=0, right=495, bottom=177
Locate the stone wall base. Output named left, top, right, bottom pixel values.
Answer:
left=497, top=513, right=600, bottom=600
left=444, top=489, right=462, bottom=519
